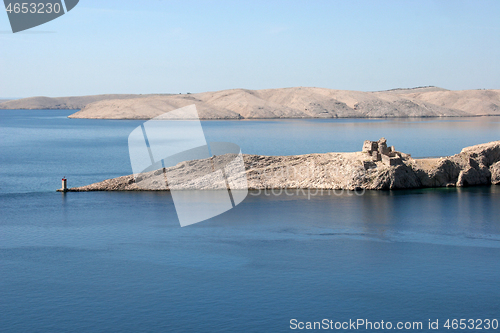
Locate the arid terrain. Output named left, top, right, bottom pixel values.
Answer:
left=3, top=86, right=500, bottom=119
left=64, top=140, right=500, bottom=192
left=0, top=94, right=171, bottom=110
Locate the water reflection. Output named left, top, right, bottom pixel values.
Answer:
left=219, top=186, right=500, bottom=247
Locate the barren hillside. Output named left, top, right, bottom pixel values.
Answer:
left=69, top=86, right=499, bottom=119
left=0, top=94, right=171, bottom=110
left=3, top=87, right=499, bottom=119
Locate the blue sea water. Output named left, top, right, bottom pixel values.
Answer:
left=1, top=110, right=500, bottom=332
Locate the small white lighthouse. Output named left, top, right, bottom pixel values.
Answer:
left=61, top=177, right=67, bottom=192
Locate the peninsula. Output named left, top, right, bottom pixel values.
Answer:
left=64, top=139, right=500, bottom=192
left=3, top=86, right=500, bottom=119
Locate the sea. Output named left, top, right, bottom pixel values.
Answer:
left=1, top=109, right=500, bottom=332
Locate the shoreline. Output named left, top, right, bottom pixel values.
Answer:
left=4, top=86, right=499, bottom=120
left=60, top=140, right=500, bottom=192
left=66, top=114, right=500, bottom=121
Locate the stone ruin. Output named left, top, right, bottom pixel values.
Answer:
left=362, top=138, right=410, bottom=166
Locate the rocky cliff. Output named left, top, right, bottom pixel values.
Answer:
left=64, top=140, right=500, bottom=192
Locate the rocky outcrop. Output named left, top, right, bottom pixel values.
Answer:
left=491, top=162, right=500, bottom=185
left=64, top=140, right=500, bottom=192
left=414, top=141, right=500, bottom=188
left=367, top=164, right=422, bottom=190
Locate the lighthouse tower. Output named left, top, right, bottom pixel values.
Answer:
left=61, top=177, right=67, bottom=192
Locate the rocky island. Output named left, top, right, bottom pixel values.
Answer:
left=63, top=139, right=500, bottom=192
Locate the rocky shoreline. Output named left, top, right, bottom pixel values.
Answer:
left=62, top=140, right=500, bottom=192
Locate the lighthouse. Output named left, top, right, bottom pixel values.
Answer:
left=61, top=177, right=67, bottom=192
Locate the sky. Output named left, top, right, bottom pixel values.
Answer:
left=1, top=0, right=500, bottom=97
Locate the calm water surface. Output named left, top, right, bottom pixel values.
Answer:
left=1, top=110, right=499, bottom=332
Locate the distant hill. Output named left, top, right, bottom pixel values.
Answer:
left=2, top=87, right=499, bottom=119
left=0, top=94, right=171, bottom=110
left=378, top=86, right=449, bottom=93
left=68, top=87, right=500, bottom=119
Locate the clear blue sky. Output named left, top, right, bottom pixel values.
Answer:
left=1, top=0, right=499, bottom=97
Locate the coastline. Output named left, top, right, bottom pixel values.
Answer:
left=65, top=114, right=500, bottom=121
left=61, top=140, right=500, bottom=192
left=4, top=86, right=499, bottom=120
